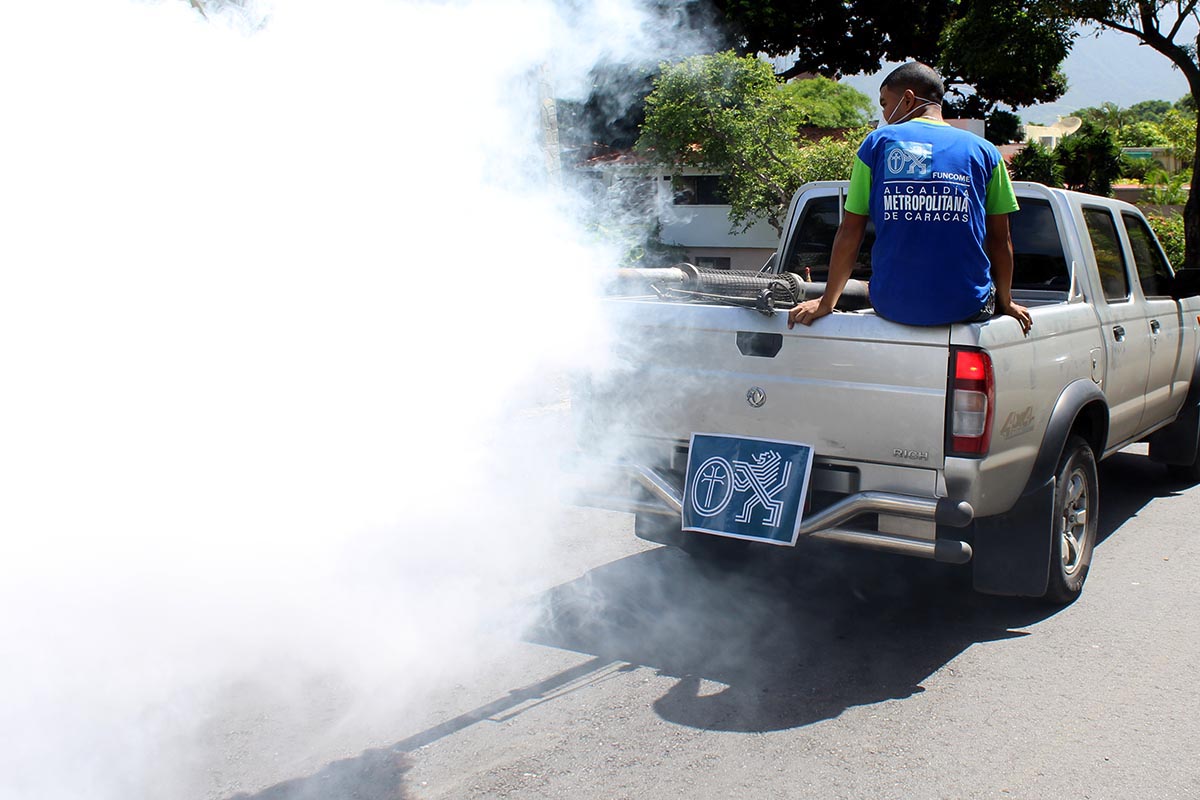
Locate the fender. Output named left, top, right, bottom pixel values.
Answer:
left=972, top=379, right=1109, bottom=597
left=1147, top=349, right=1200, bottom=466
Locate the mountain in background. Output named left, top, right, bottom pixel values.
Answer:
left=840, top=25, right=1192, bottom=125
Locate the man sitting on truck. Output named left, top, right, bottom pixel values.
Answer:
left=787, top=62, right=1033, bottom=335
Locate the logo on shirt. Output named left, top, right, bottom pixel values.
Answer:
left=885, top=141, right=932, bottom=179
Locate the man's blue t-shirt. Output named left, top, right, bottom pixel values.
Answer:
left=845, top=118, right=1018, bottom=325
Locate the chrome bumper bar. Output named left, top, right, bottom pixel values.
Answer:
left=572, top=462, right=975, bottom=565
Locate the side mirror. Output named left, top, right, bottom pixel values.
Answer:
left=1172, top=268, right=1200, bottom=299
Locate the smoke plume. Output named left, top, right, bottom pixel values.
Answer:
left=0, top=1, right=709, bottom=797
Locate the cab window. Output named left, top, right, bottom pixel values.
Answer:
left=785, top=195, right=1069, bottom=291
left=1083, top=207, right=1130, bottom=302
left=1122, top=212, right=1174, bottom=298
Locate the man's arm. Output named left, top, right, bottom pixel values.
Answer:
left=787, top=211, right=868, bottom=328
left=984, top=213, right=1032, bottom=335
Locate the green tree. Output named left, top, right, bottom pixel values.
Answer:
left=796, top=128, right=872, bottom=181
left=639, top=52, right=867, bottom=233
left=1010, top=141, right=1064, bottom=186
left=985, top=109, right=1024, bottom=145
left=1158, top=108, right=1196, bottom=169
left=714, top=0, right=1074, bottom=111
left=1120, top=153, right=1162, bottom=181
left=1072, top=101, right=1142, bottom=144
left=778, top=76, right=874, bottom=127
left=1056, top=121, right=1123, bottom=196
left=1064, top=2, right=1200, bottom=264
left=1117, top=120, right=1169, bottom=147
left=1143, top=168, right=1190, bottom=204
left=711, top=0, right=947, bottom=80
left=1128, top=99, right=1172, bottom=123
left=1147, top=213, right=1185, bottom=267
left=937, top=0, right=1073, bottom=108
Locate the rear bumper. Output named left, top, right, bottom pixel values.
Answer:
left=570, top=459, right=975, bottom=565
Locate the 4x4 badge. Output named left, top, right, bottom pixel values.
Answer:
left=746, top=386, right=766, bottom=407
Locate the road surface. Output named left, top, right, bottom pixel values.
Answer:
left=218, top=445, right=1200, bottom=800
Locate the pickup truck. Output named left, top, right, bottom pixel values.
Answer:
left=574, top=181, right=1200, bottom=603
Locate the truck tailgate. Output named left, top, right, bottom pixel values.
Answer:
left=595, top=299, right=953, bottom=469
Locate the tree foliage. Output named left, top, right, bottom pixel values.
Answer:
left=937, top=0, right=1073, bottom=108
left=1143, top=168, right=1190, bottom=204
left=1127, top=99, right=1173, bottom=123
left=1010, top=141, right=1064, bottom=186
left=1056, top=121, right=1123, bottom=196
left=985, top=109, right=1024, bottom=145
left=638, top=52, right=802, bottom=232
left=710, top=0, right=947, bottom=80
left=693, top=0, right=1200, bottom=264
left=1147, top=212, right=1185, bottom=267
left=713, top=0, right=1073, bottom=112
left=1118, top=120, right=1170, bottom=147
left=796, top=128, right=872, bottom=182
left=1072, top=101, right=1137, bottom=138
left=778, top=76, right=874, bottom=127
left=1159, top=108, right=1196, bottom=169
left=638, top=52, right=867, bottom=232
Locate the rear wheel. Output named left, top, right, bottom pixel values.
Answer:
left=1044, top=435, right=1098, bottom=604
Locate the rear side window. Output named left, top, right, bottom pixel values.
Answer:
left=1010, top=199, right=1070, bottom=291
left=1122, top=212, right=1174, bottom=297
left=1083, top=208, right=1130, bottom=302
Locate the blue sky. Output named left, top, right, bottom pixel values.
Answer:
left=840, top=25, right=1193, bottom=124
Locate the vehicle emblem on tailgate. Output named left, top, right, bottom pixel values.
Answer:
left=746, top=386, right=766, bottom=407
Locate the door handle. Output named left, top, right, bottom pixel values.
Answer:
left=1150, top=319, right=1161, bottom=334
left=1113, top=325, right=1126, bottom=342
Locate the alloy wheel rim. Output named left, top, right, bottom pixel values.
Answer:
left=1061, top=468, right=1089, bottom=576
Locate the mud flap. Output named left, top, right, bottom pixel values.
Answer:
left=1149, top=350, right=1200, bottom=466
left=1148, top=400, right=1200, bottom=465
left=971, top=477, right=1056, bottom=597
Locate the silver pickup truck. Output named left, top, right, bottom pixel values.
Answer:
left=575, top=181, right=1200, bottom=603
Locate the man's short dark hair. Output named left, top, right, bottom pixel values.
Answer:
left=881, top=62, right=945, bottom=104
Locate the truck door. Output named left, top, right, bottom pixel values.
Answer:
left=1121, top=211, right=1189, bottom=427
left=1081, top=205, right=1152, bottom=447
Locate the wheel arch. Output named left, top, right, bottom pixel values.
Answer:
left=1024, top=380, right=1109, bottom=495
left=972, top=380, right=1108, bottom=597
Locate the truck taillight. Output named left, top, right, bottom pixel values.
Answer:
left=948, top=348, right=994, bottom=456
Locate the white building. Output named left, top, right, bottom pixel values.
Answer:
left=576, top=152, right=778, bottom=272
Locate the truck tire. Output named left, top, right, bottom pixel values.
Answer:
left=1044, top=435, right=1098, bottom=604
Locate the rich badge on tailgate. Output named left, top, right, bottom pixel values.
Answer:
left=682, top=433, right=814, bottom=546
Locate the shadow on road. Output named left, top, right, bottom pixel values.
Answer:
left=527, top=544, right=1039, bottom=733
left=525, top=449, right=1183, bottom=734
left=227, top=750, right=413, bottom=800
left=227, top=450, right=1187, bottom=797
left=1095, top=447, right=1186, bottom=546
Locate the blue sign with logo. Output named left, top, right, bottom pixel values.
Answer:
left=682, top=433, right=814, bottom=546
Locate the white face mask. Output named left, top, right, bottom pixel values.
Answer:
left=882, top=95, right=939, bottom=126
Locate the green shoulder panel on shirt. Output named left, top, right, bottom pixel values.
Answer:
left=985, top=161, right=1020, bottom=215
left=845, top=155, right=871, bottom=215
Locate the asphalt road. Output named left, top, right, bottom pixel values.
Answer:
left=221, top=445, right=1199, bottom=800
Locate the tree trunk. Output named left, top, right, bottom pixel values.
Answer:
left=1187, top=106, right=1200, bottom=269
